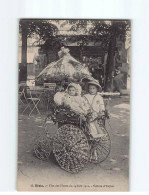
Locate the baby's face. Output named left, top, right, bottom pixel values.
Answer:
left=89, top=85, right=98, bottom=95
left=68, top=87, right=76, bottom=96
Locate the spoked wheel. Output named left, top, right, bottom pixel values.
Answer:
left=33, top=117, right=57, bottom=160
left=33, top=119, right=55, bottom=160
left=53, top=124, right=90, bottom=173
left=89, top=125, right=111, bottom=164
left=34, top=133, right=53, bottom=160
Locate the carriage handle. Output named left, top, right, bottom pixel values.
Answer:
left=99, top=92, right=120, bottom=130
left=99, top=92, right=120, bottom=109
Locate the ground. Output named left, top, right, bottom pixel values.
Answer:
left=17, top=95, right=130, bottom=191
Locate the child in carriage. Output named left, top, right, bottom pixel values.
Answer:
left=83, top=79, right=106, bottom=138
left=54, top=83, right=88, bottom=117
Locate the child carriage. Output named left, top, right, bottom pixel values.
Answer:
left=34, top=100, right=111, bottom=173
left=34, top=47, right=111, bottom=173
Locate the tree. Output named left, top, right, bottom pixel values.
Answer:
left=91, top=20, right=130, bottom=91
left=19, top=19, right=58, bottom=80
left=67, top=20, right=131, bottom=90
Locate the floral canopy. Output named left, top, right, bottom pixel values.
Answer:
left=37, top=47, right=93, bottom=83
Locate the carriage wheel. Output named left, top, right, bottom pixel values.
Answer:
left=53, top=124, right=90, bottom=173
left=90, top=125, right=111, bottom=164
left=33, top=119, right=57, bottom=160
left=34, top=133, right=53, bottom=160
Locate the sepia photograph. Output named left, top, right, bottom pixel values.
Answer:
left=17, top=19, right=131, bottom=191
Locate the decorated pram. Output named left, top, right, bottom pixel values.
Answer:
left=34, top=47, right=111, bottom=173
left=34, top=102, right=111, bottom=173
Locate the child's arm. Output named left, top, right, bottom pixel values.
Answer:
left=62, top=96, right=71, bottom=108
left=54, top=92, right=65, bottom=105
left=81, top=97, right=90, bottom=115
left=98, top=95, right=105, bottom=111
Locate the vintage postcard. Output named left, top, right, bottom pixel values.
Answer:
left=18, top=19, right=131, bottom=191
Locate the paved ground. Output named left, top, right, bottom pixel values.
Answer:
left=17, top=96, right=130, bottom=191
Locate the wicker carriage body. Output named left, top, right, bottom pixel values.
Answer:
left=34, top=106, right=111, bottom=173
left=55, top=106, right=82, bottom=127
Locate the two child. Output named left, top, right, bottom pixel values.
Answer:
left=54, top=80, right=105, bottom=138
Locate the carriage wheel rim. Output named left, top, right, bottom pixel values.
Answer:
left=53, top=124, right=90, bottom=173
left=89, top=125, right=111, bottom=164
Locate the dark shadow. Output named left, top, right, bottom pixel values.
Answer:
left=49, top=151, right=59, bottom=165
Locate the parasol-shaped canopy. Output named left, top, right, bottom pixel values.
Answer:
left=37, top=47, right=93, bottom=83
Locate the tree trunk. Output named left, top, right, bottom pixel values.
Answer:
left=104, top=36, right=116, bottom=91
left=21, top=26, right=27, bottom=81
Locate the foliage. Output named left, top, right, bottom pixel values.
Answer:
left=67, top=20, right=131, bottom=50
left=19, top=19, right=130, bottom=50
left=19, top=19, right=58, bottom=41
